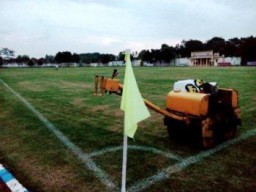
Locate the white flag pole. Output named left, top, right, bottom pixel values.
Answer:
left=121, top=49, right=130, bottom=192
left=121, top=134, right=128, bottom=192
left=121, top=49, right=149, bottom=192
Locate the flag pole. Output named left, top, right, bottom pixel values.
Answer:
left=120, top=49, right=150, bottom=192
left=121, top=134, right=128, bottom=192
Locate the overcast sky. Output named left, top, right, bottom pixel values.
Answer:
left=1, top=0, right=255, bottom=58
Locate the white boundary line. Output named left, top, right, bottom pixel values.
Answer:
left=88, top=145, right=182, bottom=161
left=0, top=79, right=118, bottom=191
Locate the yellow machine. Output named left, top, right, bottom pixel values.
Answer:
left=94, top=70, right=241, bottom=148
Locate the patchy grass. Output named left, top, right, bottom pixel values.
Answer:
left=0, top=66, right=255, bottom=191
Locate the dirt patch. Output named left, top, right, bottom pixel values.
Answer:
left=108, top=122, right=123, bottom=133
left=18, top=81, right=46, bottom=92
left=113, top=109, right=123, bottom=118
left=60, top=81, right=92, bottom=89
left=90, top=104, right=110, bottom=112
left=71, top=98, right=86, bottom=107
left=18, top=157, right=87, bottom=191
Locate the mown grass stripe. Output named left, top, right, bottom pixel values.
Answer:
left=128, top=128, right=256, bottom=192
left=0, top=79, right=118, bottom=191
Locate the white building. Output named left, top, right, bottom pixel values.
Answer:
left=217, top=57, right=241, bottom=66
left=190, top=50, right=241, bottom=66
left=107, top=61, right=124, bottom=67
left=174, top=58, right=191, bottom=66
left=190, top=50, right=219, bottom=66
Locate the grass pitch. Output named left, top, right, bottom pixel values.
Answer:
left=0, top=66, right=256, bottom=191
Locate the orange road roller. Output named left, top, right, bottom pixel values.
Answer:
left=94, top=70, right=241, bottom=148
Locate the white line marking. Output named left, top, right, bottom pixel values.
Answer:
left=0, top=79, right=118, bottom=191
left=128, top=127, right=256, bottom=192
left=88, top=145, right=182, bottom=161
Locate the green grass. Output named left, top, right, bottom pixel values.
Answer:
left=0, top=66, right=256, bottom=191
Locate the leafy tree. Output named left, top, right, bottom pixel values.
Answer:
left=80, top=53, right=99, bottom=64
left=117, top=52, right=125, bottom=61
left=228, top=38, right=242, bottom=48
left=175, top=43, right=186, bottom=58
left=137, top=50, right=146, bottom=60
left=72, top=53, right=80, bottom=63
left=0, top=48, right=15, bottom=59
left=45, top=55, right=55, bottom=63
left=205, top=37, right=226, bottom=55
left=100, top=54, right=116, bottom=64
left=0, top=57, right=3, bottom=66
left=184, top=40, right=204, bottom=56
left=16, top=55, right=30, bottom=64
left=38, top=58, right=45, bottom=65
left=151, top=49, right=162, bottom=62
left=240, top=36, right=256, bottom=65
left=28, top=59, right=35, bottom=67
left=55, top=51, right=74, bottom=63
left=161, top=44, right=176, bottom=62
left=138, top=50, right=152, bottom=63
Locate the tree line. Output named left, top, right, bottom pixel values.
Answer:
left=0, top=36, right=255, bottom=66
left=138, top=36, right=256, bottom=65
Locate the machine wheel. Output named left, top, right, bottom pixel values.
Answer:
left=218, top=108, right=238, bottom=141
left=166, top=118, right=183, bottom=138
left=164, top=108, right=239, bottom=149
left=165, top=117, right=202, bottom=146
left=201, top=118, right=216, bottom=148
left=202, top=106, right=239, bottom=148
left=166, top=117, right=217, bottom=148
left=224, top=127, right=237, bottom=140
left=202, top=138, right=215, bottom=149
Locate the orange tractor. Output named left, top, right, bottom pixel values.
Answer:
left=94, top=69, right=241, bottom=148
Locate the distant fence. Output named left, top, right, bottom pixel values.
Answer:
left=247, top=61, right=256, bottom=66
left=218, top=62, right=231, bottom=66
left=2, top=61, right=255, bottom=68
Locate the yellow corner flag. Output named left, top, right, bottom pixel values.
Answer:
left=120, top=50, right=150, bottom=138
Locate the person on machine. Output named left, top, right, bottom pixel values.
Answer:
left=173, top=79, right=217, bottom=95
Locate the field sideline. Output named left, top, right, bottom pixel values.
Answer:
left=0, top=67, right=256, bottom=191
